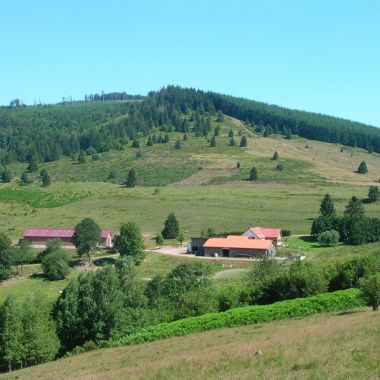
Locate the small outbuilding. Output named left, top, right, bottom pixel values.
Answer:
left=23, top=228, right=113, bottom=249
left=203, top=235, right=275, bottom=258
left=189, top=237, right=209, bottom=255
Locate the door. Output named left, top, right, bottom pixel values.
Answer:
left=222, top=249, right=230, bottom=257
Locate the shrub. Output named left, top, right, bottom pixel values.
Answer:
left=360, top=273, right=380, bottom=311
left=156, top=234, right=164, bottom=245
left=42, top=250, right=70, bottom=280
left=317, top=230, right=339, bottom=246
left=275, top=163, right=284, bottom=171
left=282, top=230, right=291, bottom=237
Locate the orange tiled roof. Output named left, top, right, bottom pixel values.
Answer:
left=203, top=235, right=273, bottom=250
left=249, top=227, right=281, bottom=239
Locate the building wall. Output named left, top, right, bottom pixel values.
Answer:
left=204, top=247, right=273, bottom=258
left=190, top=237, right=208, bottom=255
left=25, top=237, right=75, bottom=248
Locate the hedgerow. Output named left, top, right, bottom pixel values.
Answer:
left=108, top=288, right=365, bottom=347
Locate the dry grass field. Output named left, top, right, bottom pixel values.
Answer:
left=2, top=307, right=378, bottom=380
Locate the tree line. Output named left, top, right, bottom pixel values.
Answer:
left=2, top=86, right=378, bottom=167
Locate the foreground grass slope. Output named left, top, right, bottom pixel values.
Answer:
left=2, top=307, right=378, bottom=380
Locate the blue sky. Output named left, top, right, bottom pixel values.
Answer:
left=1, top=0, right=379, bottom=126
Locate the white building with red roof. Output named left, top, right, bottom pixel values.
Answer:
left=23, top=228, right=113, bottom=249
left=242, top=227, right=282, bottom=245
left=203, top=235, right=274, bottom=258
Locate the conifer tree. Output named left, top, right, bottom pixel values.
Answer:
left=272, top=151, right=279, bottom=160
left=174, top=139, right=181, bottom=149
left=229, top=137, right=236, bottom=146
left=162, top=213, right=179, bottom=239
left=210, top=136, right=216, bottom=147
left=249, top=167, right=258, bottom=181
left=146, top=136, right=153, bottom=146
left=1, top=167, right=12, bottom=183
left=320, top=194, right=335, bottom=216
left=240, top=136, right=247, bottom=147
left=358, top=161, right=368, bottom=174
left=78, top=150, right=86, bottom=164
left=126, top=168, right=137, bottom=188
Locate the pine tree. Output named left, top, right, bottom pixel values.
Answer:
left=42, top=172, right=51, bottom=187
left=27, top=156, right=38, bottom=173
left=1, top=167, right=12, bottom=183
left=210, top=136, right=216, bottom=147
left=20, top=172, right=32, bottom=185
left=358, top=161, right=368, bottom=174
left=126, top=169, right=137, bottom=188
left=236, top=161, right=240, bottom=169
left=174, top=139, right=181, bottom=149
left=228, top=130, right=234, bottom=138
left=240, top=136, right=247, bottom=147
left=162, top=212, right=179, bottom=239
left=229, top=137, right=236, bottom=146
left=164, top=134, right=170, bottom=143
left=272, top=151, right=279, bottom=160
left=132, top=139, right=140, bottom=148
left=183, top=133, right=188, bottom=141
left=78, top=150, right=86, bottom=164
left=320, top=194, right=335, bottom=216
left=263, top=129, right=269, bottom=137
left=146, top=136, right=153, bottom=146
left=285, top=129, right=293, bottom=139
left=344, top=196, right=365, bottom=218
left=249, top=167, right=258, bottom=181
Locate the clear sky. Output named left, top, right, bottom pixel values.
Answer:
left=1, top=0, right=379, bottom=126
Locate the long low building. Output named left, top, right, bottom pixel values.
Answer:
left=23, top=228, right=113, bottom=249
left=203, top=235, right=275, bottom=258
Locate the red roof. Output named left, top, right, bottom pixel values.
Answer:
left=23, top=229, right=112, bottom=239
left=204, top=235, right=273, bottom=250
left=249, top=227, right=281, bottom=239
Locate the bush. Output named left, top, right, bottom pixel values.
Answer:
left=275, top=163, right=284, bottom=171
left=42, top=250, right=70, bottom=280
left=108, top=289, right=365, bottom=347
left=360, top=273, right=380, bottom=311
left=317, top=230, right=339, bottom=246
left=282, top=230, right=291, bottom=237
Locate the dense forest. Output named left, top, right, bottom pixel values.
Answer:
left=1, top=86, right=379, bottom=164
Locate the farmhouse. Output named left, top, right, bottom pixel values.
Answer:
left=242, top=227, right=282, bottom=245
left=23, top=228, right=113, bottom=249
left=203, top=235, right=275, bottom=258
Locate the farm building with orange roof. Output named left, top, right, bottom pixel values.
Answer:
left=203, top=235, right=275, bottom=258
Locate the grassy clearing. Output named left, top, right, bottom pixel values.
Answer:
left=3, top=305, right=378, bottom=379
left=0, top=180, right=378, bottom=242
left=283, top=236, right=380, bottom=264
left=0, top=252, right=250, bottom=303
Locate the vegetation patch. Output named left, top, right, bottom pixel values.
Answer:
left=108, top=288, right=365, bottom=347
left=0, top=186, right=91, bottom=208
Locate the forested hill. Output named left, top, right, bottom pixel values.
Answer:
left=1, top=86, right=379, bottom=165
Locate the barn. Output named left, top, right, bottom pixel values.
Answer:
left=203, top=235, right=275, bottom=258
left=23, top=228, right=113, bottom=249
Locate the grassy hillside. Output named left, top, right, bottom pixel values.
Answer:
left=2, top=307, right=378, bottom=379
left=6, top=116, right=380, bottom=186
left=0, top=115, right=379, bottom=243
